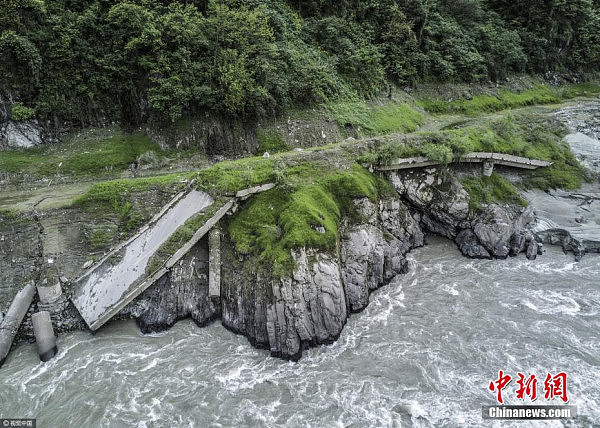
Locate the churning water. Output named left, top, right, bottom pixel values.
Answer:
left=0, top=236, right=598, bottom=427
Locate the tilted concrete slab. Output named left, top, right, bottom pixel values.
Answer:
left=375, top=152, right=552, bottom=171
left=71, top=183, right=277, bottom=331
left=71, top=190, right=214, bottom=330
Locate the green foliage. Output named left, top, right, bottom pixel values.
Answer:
left=228, top=164, right=383, bottom=277
left=420, top=143, right=453, bottom=163
left=362, top=112, right=586, bottom=191
left=89, top=228, right=113, bottom=251
left=196, top=157, right=278, bottom=194
left=3, top=0, right=600, bottom=133
left=10, top=103, right=35, bottom=121
left=72, top=173, right=191, bottom=211
left=257, top=130, right=288, bottom=154
left=380, top=5, right=418, bottom=85
left=487, top=0, right=600, bottom=72
left=461, top=173, right=527, bottom=213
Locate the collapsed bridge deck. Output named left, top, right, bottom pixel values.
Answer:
left=71, top=183, right=275, bottom=331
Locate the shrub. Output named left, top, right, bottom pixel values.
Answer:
left=11, top=103, right=35, bottom=121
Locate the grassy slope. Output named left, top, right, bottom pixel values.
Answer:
left=416, top=82, right=600, bottom=115
left=0, top=133, right=163, bottom=178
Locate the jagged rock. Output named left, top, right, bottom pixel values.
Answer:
left=121, top=241, right=215, bottom=333
left=455, top=229, right=491, bottom=259
left=526, top=239, right=538, bottom=260
left=266, top=249, right=347, bottom=360
left=220, top=195, right=423, bottom=360
left=379, top=198, right=424, bottom=248
left=220, top=240, right=271, bottom=350
left=0, top=121, right=44, bottom=149
left=340, top=198, right=414, bottom=312
left=472, top=205, right=516, bottom=258
left=509, top=232, right=527, bottom=256
left=389, top=168, right=469, bottom=238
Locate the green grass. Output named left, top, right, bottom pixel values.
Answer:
left=144, top=162, right=390, bottom=277
left=72, top=173, right=192, bottom=210
left=361, top=113, right=586, bottom=191
left=461, top=173, right=527, bottom=213
left=417, top=83, right=600, bottom=115
left=326, top=99, right=424, bottom=136
left=195, top=157, right=279, bottom=195
left=0, top=133, right=165, bottom=178
left=257, top=130, right=288, bottom=154
left=72, top=173, right=193, bottom=234
left=59, top=90, right=589, bottom=278
left=11, top=103, right=36, bottom=121
left=228, top=164, right=389, bottom=277
left=89, top=228, right=114, bottom=251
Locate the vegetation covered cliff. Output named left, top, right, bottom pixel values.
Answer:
left=2, top=0, right=600, bottom=136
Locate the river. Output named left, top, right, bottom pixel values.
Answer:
left=0, top=237, right=598, bottom=427
left=2, top=100, right=600, bottom=427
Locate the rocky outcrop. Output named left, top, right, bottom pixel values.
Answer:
left=120, top=239, right=216, bottom=332
left=389, top=167, right=470, bottom=239
left=266, top=249, right=347, bottom=360
left=0, top=120, right=44, bottom=149
left=0, top=163, right=545, bottom=361
left=340, top=198, right=422, bottom=312
left=220, top=194, right=424, bottom=360
left=387, top=167, right=539, bottom=260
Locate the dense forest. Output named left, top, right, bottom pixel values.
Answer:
left=2, top=0, right=600, bottom=128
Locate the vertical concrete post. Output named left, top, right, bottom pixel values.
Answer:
left=483, top=160, right=494, bottom=177
left=208, top=228, right=221, bottom=298
left=37, top=282, right=63, bottom=305
left=32, top=311, right=57, bottom=362
left=0, top=283, right=36, bottom=368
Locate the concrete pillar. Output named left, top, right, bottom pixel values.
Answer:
left=483, top=160, right=494, bottom=177
left=208, top=228, right=221, bottom=298
left=0, top=283, right=36, bottom=368
left=37, top=282, right=63, bottom=305
left=32, top=311, right=57, bottom=362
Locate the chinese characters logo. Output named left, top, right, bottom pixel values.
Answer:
left=488, top=371, right=568, bottom=404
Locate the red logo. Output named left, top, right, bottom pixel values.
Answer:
left=489, top=370, right=512, bottom=404
left=516, top=373, right=538, bottom=401
left=489, top=371, right=569, bottom=404
left=544, top=372, right=568, bottom=403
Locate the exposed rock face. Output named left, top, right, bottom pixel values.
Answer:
left=120, top=239, right=216, bottom=333
left=0, top=121, right=44, bottom=149
left=266, top=249, right=347, bottom=360
left=389, top=168, right=469, bottom=239
left=145, top=117, right=257, bottom=154
left=388, top=167, right=537, bottom=260
left=0, top=165, right=543, bottom=361
left=340, top=198, right=420, bottom=312
left=455, top=229, right=490, bottom=259
left=220, top=194, right=424, bottom=360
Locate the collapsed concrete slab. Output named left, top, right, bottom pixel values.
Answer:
left=71, top=190, right=214, bottom=330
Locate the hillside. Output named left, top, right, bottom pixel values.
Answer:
left=2, top=0, right=600, bottom=142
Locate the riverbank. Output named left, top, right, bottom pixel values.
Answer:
left=0, top=80, right=599, bottom=361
